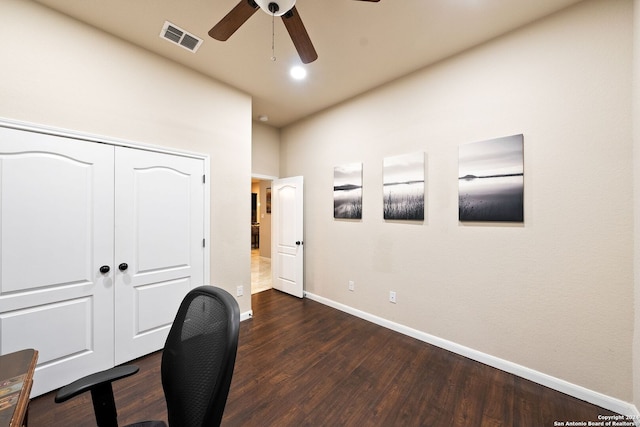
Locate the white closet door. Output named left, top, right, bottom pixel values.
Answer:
left=0, top=127, right=115, bottom=396
left=114, top=147, right=205, bottom=364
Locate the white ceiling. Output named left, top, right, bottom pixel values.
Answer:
left=33, top=0, right=584, bottom=128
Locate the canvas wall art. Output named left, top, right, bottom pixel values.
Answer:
left=383, top=152, right=425, bottom=220
left=334, top=163, right=363, bottom=219
left=458, top=134, right=524, bottom=222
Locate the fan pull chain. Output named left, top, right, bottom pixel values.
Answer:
left=271, top=11, right=276, bottom=61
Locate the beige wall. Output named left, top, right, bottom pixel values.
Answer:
left=633, top=0, right=640, bottom=411
left=258, top=180, right=273, bottom=259
left=281, top=0, right=634, bottom=403
left=252, top=121, right=280, bottom=177
left=0, top=0, right=253, bottom=314
left=252, top=121, right=280, bottom=258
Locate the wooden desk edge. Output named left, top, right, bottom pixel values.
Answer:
left=9, top=349, right=38, bottom=427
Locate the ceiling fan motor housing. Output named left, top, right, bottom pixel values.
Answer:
left=255, top=0, right=296, bottom=16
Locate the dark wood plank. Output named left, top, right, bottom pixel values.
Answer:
left=28, top=289, right=621, bottom=426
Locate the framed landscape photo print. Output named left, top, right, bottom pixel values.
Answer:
left=458, top=134, right=524, bottom=222
left=334, top=163, right=363, bottom=219
left=383, top=152, right=425, bottom=221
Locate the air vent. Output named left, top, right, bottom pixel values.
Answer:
left=160, top=21, right=203, bottom=53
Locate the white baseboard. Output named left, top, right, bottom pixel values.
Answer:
left=240, top=310, right=253, bottom=322
left=305, top=292, right=639, bottom=420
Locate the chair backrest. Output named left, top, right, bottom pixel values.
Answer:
left=160, top=286, right=240, bottom=427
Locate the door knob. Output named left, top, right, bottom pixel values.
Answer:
left=99, top=265, right=110, bottom=274
left=118, top=263, right=129, bottom=272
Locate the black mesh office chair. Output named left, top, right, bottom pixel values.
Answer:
left=55, top=286, right=240, bottom=427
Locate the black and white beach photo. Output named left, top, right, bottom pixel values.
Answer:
left=458, top=134, right=524, bottom=222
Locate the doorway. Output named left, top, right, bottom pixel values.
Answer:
left=251, top=178, right=272, bottom=293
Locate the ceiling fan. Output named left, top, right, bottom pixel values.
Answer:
left=208, top=0, right=380, bottom=64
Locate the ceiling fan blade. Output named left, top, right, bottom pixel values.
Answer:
left=209, top=0, right=259, bottom=41
left=282, top=6, right=318, bottom=64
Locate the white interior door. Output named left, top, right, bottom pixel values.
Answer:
left=271, top=176, right=304, bottom=298
left=114, top=148, right=205, bottom=364
left=0, top=127, right=114, bottom=396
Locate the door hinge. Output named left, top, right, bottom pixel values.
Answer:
left=202, top=175, right=206, bottom=184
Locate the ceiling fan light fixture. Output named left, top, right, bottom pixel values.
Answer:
left=255, top=0, right=296, bottom=16
left=290, top=65, right=307, bottom=80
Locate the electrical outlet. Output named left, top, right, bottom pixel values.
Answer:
left=389, top=291, right=396, bottom=303
left=236, top=285, right=244, bottom=297
left=348, top=280, right=355, bottom=291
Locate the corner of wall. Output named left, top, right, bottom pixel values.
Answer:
left=632, top=0, right=640, bottom=413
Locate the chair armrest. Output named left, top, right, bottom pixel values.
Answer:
left=55, top=365, right=139, bottom=403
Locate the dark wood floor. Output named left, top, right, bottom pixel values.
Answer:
left=29, top=289, right=619, bottom=426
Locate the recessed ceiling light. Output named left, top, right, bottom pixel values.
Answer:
left=258, top=115, right=269, bottom=122
left=290, top=66, right=307, bottom=80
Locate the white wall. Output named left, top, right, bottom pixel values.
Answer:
left=0, top=0, right=253, bottom=314
left=281, top=0, right=634, bottom=404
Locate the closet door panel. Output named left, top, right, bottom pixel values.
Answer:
left=114, top=147, right=204, bottom=364
left=1, top=298, right=93, bottom=362
left=0, top=127, right=115, bottom=396
left=1, top=153, right=91, bottom=292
